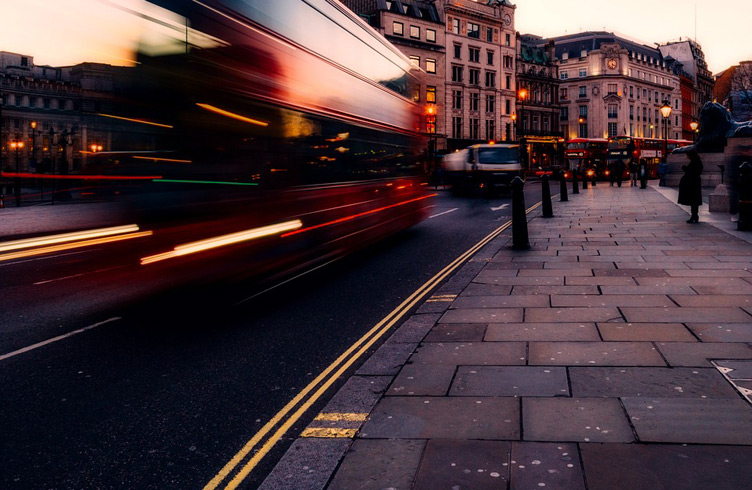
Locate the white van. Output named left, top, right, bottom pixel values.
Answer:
left=441, top=143, right=523, bottom=191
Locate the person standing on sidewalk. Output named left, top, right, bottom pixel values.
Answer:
left=616, top=159, right=625, bottom=187
left=678, top=150, right=703, bottom=223
left=629, top=160, right=639, bottom=186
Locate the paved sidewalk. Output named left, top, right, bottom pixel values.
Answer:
left=272, top=184, right=752, bottom=489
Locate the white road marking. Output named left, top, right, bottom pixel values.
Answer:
left=491, top=204, right=510, bottom=211
left=33, top=266, right=125, bottom=285
left=429, top=208, right=459, bottom=219
left=0, top=317, right=122, bottom=362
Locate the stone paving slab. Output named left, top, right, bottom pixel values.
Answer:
left=686, top=323, right=752, bottom=342
left=387, top=364, right=456, bottom=396
left=485, top=323, right=600, bottom=342
left=687, top=262, right=752, bottom=270
left=692, top=284, right=752, bottom=294
left=450, top=366, right=569, bottom=397
left=580, top=443, right=752, bottom=490
left=529, top=342, right=665, bottom=366
left=460, top=283, right=513, bottom=296
left=622, top=397, right=752, bottom=445
left=517, top=268, right=594, bottom=276
left=522, top=398, right=634, bottom=442
left=412, top=440, right=510, bottom=490
left=360, top=397, right=520, bottom=440
left=669, top=295, right=752, bottom=307
left=635, top=277, right=752, bottom=287
left=409, top=342, right=527, bottom=366
left=510, top=442, right=586, bottom=490
left=715, top=359, right=752, bottom=379
left=450, top=295, right=550, bottom=309
left=327, top=439, right=425, bottom=490
left=597, top=322, right=696, bottom=341
left=593, top=268, right=670, bottom=277
left=258, top=438, right=351, bottom=490
left=600, top=285, right=697, bottom=295
left=387, top=313, right=442, bottom=344
left=544, top=262, right=617, bottom=269
left=563, top=276, right=636, bottom=286
left=550, top=295, right=675, bottom=308
left=569, top=367, right=739, bottom=398
left=525, top=308, right=623, bottom=323
left=473, top=274, right=564, bottom=286
left=511, top=285, right=600, bottom=295
left=667, top=269, right=752, bottom=277
left=355, top=341, right=418, bottom=376
left=655, top=342, right=752, bottom=367
left=440, top=308, right=523, bottom=323
left=424, top=323, right=487, bottom=342
left=621, top=307, right=751, bottom=323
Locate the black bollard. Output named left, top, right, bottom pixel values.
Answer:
left=541, top=174, right=553, bottom=218
left=559, top=170, right=568, bottom=202
left=738, top=162, right=752, bottom=231
left=591, top=171, right=597, bottom=187
left=582, top=170, right=588, bottom=189
left=511, top=176, right=530, bottom=250
left=572, top=169, right=580, bottom=194
left=640, top=161, right=647, bottom=189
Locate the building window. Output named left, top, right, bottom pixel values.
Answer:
left=469, top=47, right=480, bottom=63
left=579, top=86, right=587, bottom=98
left=470, top=92, right=480, bottom=111
left=505, top=33, right=511, bottom=46
left=426, top=58, right=436, bottom=74
left=469, top=68, right=480, bottom=85
left=452, top=65, right=463, bottom=82
left=486, top=119, right=496, bottom=140
left=560, top=87, right=568, bottom=100
left=579, top=68, right=587, bottom=77
left=560, top=71, right=568, bottom=80
left=579, top=105, right=588, bottom=118
left=468, top=22, right=480, bottom=38
left=485, top=71, right=496, bottom=88
left=562, top=52, right=569, bottom=61
left=486, top=27, right=493, bottom=42
left=580, top=49, right=587, bottom=58
left=486, top=94, right=496, bottom=113
left=487, top=50, right=494, bottom=65
left=579, top=123, right=588, bottom=138
left=427, top=86, right=436, bottom=104
left=560, top=107, right=569, bottom=120
left=504, top=55, right=513, bottom=69
left=608, top=84, right=617, bottom=95
left=629, top=86, right=634, bottom=98
left=470, top=118, right=480, bottom=139
left=426, top=29, right=436, bottom=43
left=454, top=44, right=462, bottom=59
left=427, top=113, right=436, bottom=134
left=409, top=55, right=420, bottom=66
left=505, top=75, right=511, bottom=89
left=608, top=122, right=618, bottom=137
left=608, top=104, right=618, bottom=118
left=452, top=116, right=463, bottom=138
left=393, top=22, right=403, bottom=36
left=506, top=123, right=512, bottom=141
left=629, top=105, right=634, bottom=120
left=561, top=124, right=569, bottom=138
left=453, top=18, right=463, bottom=34
left=453, top=90, right=463, bottom=110
left=410, top=25, right=420, bottom=39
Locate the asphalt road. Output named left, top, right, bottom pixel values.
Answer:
left=0, top=188, right=527, bottom=489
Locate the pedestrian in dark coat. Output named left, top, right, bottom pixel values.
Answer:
left=678, top=150, right=703, bottom=223
left=615, top=159, right=625, bottom=187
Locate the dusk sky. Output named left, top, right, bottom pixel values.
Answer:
left=0, top=0, right=749, bottom=74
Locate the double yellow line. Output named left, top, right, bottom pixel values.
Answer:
left=203, top=201, right=542, bottom=490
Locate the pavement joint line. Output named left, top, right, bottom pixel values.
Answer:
left=206, top=201, right=542, bottom=490
left=0, top=317, right=122, bottom=362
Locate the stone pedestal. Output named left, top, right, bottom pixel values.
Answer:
left=664, top=152, right=724, bottom=188
left=709, top=184, right=731, bottom=213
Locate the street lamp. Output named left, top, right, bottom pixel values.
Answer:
left=518, top=88, right=528, bottom=167
left=689, top=120, right=699, bottom=143
left=660, top=101, right=672, bottom=163
left=29, top=121, right=37, bottom=172
left=425, top=106, right=437, bottom=185
left=10, top=140, right=24, bottom=206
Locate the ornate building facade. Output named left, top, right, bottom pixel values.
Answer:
left=531, top=32, right=681, bottom=142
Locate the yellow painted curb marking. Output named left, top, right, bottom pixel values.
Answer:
left=314, top=413, right=368, bottom=422
left=300, top=428, right=358, bottom=439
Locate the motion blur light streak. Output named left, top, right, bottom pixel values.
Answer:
left=0, top=232, right=153, bottom=263
left=0, top=172, right=163, bottom=181
left=196, top=103, right=269, bottom=127
left=140, top=220, right=303, bottom=265
left=281, top=194, right=436, bottom=238
left=132, top=156, right=193, bottom=163
left=96, top=113, right=174, bottom=128
left=152, top=179, right=258, bottom=186
left=0, top=225, right=141, bottom=253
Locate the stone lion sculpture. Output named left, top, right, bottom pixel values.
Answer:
left=677, top=102, right=752, bottom=153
